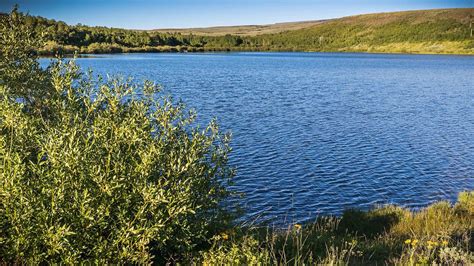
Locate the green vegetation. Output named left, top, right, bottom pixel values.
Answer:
left=3, top=7, right=473, bottom=55
left=241, top=9, right=474, bottom=54
left=0, top=8, right=473, bottom=265
left=0, top=8, right=234, bottom=264
left=200, top=192, right=474, bottom=265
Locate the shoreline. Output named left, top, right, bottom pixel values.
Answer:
left=39, top=48, right=474, bottom=58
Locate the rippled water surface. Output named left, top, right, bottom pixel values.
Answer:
left=42, top=52, right=474, bottom=223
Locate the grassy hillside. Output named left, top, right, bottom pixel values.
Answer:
left=151, top=20, right=330, bottom=36
left=5, top=8, right=474, bottom=54
left=238, top=8, right=474, bottom=54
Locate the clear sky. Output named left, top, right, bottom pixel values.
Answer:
left=1, top=0, right=472, bottom=29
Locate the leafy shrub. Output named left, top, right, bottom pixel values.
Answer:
left=83, top=42, right=123, bottom=53
left=456, top=191, right=474, bottom=213
left=0, top=8, right=234, bottom=264
left=38, top=40, right=80, bottom=56
left=201, top=235, right=271, bottom=265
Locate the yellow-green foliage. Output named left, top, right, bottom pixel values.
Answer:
left=0, top=8, right=234, bottom=264
left=201, top=235, right=271, bottom=265
left=389, top=201, right=473, bottom=238
left=457, top=191, right=474, bottom=213
left=38, top=40, right=80, bottom=55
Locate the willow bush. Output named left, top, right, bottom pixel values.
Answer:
left=0, top=8, right=234, bottom=264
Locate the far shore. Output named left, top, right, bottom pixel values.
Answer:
left=38, top=48, right=474, bottom=58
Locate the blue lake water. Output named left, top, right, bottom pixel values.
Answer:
left=40, top=52, right=474, bottom=224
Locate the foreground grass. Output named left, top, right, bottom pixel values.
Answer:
left=193, top=191, right=473, bottom=265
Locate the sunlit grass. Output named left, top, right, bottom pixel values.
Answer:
left=198, top=191, right=474, bottom=265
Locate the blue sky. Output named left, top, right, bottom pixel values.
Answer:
left=1, top=0, right=472, bottom=29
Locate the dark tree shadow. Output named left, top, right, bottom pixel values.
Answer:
left=338, top=208, right=401, bottom=238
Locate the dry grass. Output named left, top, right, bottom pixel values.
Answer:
left=150, top=20, right=330, bottom=36
left=339, top=8, right=473, bottom=26
left=342, top=41, right=474, bottom=55
left=150, top=8, right=473, bottom=36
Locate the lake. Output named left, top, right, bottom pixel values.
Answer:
left=41, top=52, right=474, bottom=224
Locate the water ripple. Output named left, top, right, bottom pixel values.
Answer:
left=48, top=52, right=474, bottom=225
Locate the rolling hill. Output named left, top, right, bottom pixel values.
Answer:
left=235, top=8, right=474, bottom=54
left=150, top=20, right=330, bottom=36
